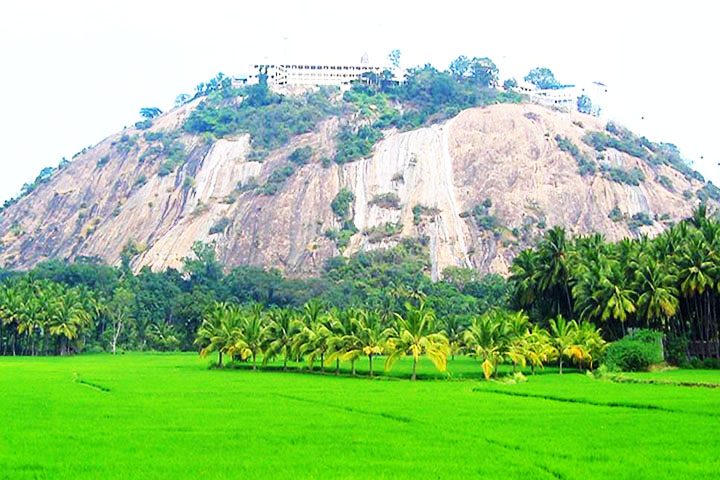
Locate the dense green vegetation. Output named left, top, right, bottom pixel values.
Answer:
left=555, top=135, right=596, bottom=176
left=183, top=83, right=340, bottom=156
left=510, top=207, right=720, bottom=364
left=583, top=122, right=704, bottom=182
left=5, top=207, right=720, bottom=372
left=600, top=165, right=646, bottom=186
left=1, top=353, right=719, bottom=479
left=334, top=58, right=522, bottom=163
left=326, top=188, right=358, bottom=250
left=0, top=240, right=509, bottom=356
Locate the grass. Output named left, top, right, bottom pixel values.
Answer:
left=1, top=354, right=719, bottom=479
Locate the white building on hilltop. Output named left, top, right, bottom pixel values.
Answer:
left=513, top=80, right=608, bottom=116
left=246, top=54, right=389, bottom=88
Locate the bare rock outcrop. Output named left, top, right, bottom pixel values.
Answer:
left=0, top=103, right=708, bottom=277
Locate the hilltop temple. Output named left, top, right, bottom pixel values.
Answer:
left=237, top=54, right=388, bottom=88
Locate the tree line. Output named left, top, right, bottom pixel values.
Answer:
left=3, top=206, right=718, bottom=366
left=0, top=240, right=509, bottom=356
left=194, top=298, right=604, bottom=380
left=510, top=205, right=720, bottom=360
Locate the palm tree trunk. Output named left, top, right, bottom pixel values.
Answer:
left=252, top=352, right=257, bottom=371
left=559, top=358, right=563, bottom=375
left=369, top=355, right=374, bottom=377
left=564, top=284, right=573, bottom=316
left=218, top=351, right=223, bottom=368
left=351, top=359, right=356, bottom=376
left=283, top=354, right=288, bottom=371
left=335, top=359, right=340, bottom=375
left=411, top=357, right=417, bottom=381
left=320, top=352, right=325, bottom=373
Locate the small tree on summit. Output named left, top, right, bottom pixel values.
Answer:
left=388, top=49, right=401, bottom=70
left=577, top=95, right=593, bottom=114
left=524, top=67, right=561, bottom=89
left=139, top=107, right=163, bottom=119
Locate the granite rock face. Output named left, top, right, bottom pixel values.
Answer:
left=0, top=102, right=707, bottom=277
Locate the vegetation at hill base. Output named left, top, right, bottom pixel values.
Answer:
left=3, top=206, right=720, bottom=379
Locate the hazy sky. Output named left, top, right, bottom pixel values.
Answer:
left=1, top=0, right=718, bottom=202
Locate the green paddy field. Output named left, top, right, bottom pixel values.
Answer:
left=1, top=353, right=718, bottom=479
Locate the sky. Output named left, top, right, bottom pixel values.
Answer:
left=1, top=0, right=718, bottom=202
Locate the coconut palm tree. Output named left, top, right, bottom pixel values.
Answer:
left=195, top=302, right=240, bottom=367
left=509, top=250, right=538, bottom=309
left=676, top=237, right=717, bottom=345
left=48, top=290, right=93, bottom=355
left=385, top=301, right=449, bottom=380
left=574, top=321, right=606, bottom=371
left=331, top=310, right=388, bottom=377
left=238, top=303, right=266, bottom=370
left=463, top=310, right=509, bottom=379
left=326, top=308, right=354, bottom=375
left=523, top=325, right=553, bottom=375
left=548, top=315, right=580, bottom=374
left=535, top=226, right=573, bottom=317
left=632, top=256, right=679, bottom=330
left=264, top=308, right=302, bottom=371
left=440, top=315, right=466, bottom=361
left=327, top=309, right=364, bottom=376
left=505, top=310, right=529, bottom=372
left=296, top=313, right=333, bottom=372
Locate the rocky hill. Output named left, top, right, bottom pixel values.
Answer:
left=0, top=84, right=715, bottom=278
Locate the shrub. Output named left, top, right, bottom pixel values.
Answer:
left=555, top=135, right=596, bottom=176
left=288, top=146, right=313, bottom=165
left=601, top=165, right=645, bottom=186
left=209, top=217, right=231, bottom=235
left=237, top=177, right=258, bottom=192
left=260, top=166, right=294, bottom=195
left=134, top=119, right=153, bottom=130
left=324, top=222, right=357, bottom=250
left=412, top=204, right=441, bottom=225
left=369, top=192, right=401, bottom=209
left=158, top=163, right=173, bottom=177
left=267, top=165, right=294, bottom=184
left=364, top=222, right=402, bottom=243
left=697, top=182, right=720, bottom=203
left=470, top=203, right=498, bottom=230
left=184, top=85, right=338, bottom=152
left=97, top=155, right=110, bottom=168
left=608, top=206, right=623, bottom=222
left=134, top=175, right=147, bottom=188
left=603, top=329, right=663, bottom=372
left=331, top=189, right=355, bottom=220
left=655, top=174, right=673, bottom=191
left=334, top=124, right=383, bottom=164
left=143, top=131, right=165, bottom=142
left=628, top=212, right=653, bottom=230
